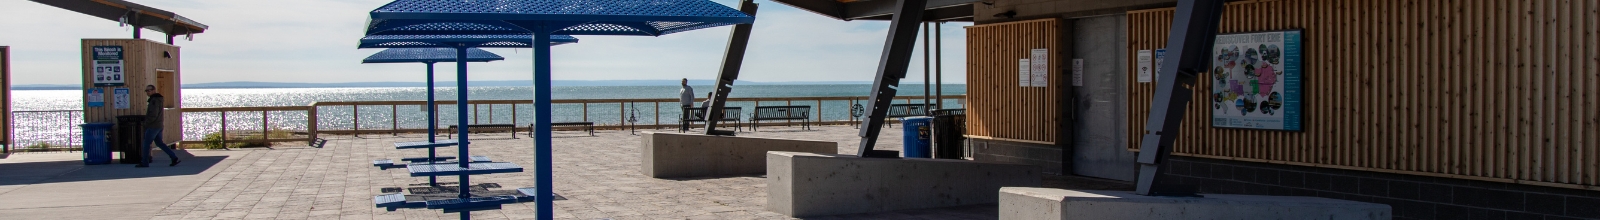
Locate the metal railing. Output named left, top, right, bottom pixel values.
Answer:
left=10, top=110, right=84, bottom=152
left=10, top=95, right=965, bottom=149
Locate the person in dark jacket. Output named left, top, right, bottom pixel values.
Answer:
left=139, top=85, right=180, bottom=167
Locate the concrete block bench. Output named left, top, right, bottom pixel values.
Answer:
left=766, top=151, right=1041, bottom=217
left=998, top=187, right=1392, bottom=220
left=640, top=132, right=835, bottom=178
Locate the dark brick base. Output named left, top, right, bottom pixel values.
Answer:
left=1162, top=156, right=1600, bottom=220
left=971, top=139, right=1064, bottom=175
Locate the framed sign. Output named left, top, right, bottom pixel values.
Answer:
left=1209, top=30, right=1302, bottom=131
left=91, top=46, right=125, bottom=87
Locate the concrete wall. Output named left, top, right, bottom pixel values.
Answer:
left=1068, top=14, right=1135, bottom=182
left=640, top=132, right=835, bottom=178
left=1162, top=156, right=1600, bottom=220
left=767, top=151, right=1042, bottom=217
left=999, top=187, right=1393, bottom=220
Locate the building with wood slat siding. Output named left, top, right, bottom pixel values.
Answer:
left=959, top=0, right=1600, bottom=219
left=80, top=39, right=184, bottom=144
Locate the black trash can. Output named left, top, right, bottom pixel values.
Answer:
left=115, top=115, right=146, bottom=164
left=931, top=109, right=966, bottom=159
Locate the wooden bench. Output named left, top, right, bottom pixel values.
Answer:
left=541, top=122, right=596, bottom=136
left=445, top=124, right=518, bottom=139
left=750, top=105, right=810, bottom=131
left=681, top=107, right=743, bottom=132
left=883, top=104, right=931, bottom=127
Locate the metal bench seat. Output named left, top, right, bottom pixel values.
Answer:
left=374, top=187, right=547, bottom=211
left=372, top=156, right=494, bottom=170
left=407, top=162, right=524, bottom=177
left=394, top=139, right=460, bottom=149
left=446, top=124, right=519, bottom=139
left=750, top=105, right=811, bottom=131
left=540, top=122, right=596, bottom=136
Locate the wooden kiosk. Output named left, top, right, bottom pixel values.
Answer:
left=80, top=39, right=184, bottom=144
left=29, top=0, right=209, bottom=146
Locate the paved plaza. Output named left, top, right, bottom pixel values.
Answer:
left=0, top=125, right=1130, bottom=220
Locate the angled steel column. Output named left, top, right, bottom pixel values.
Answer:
left=856, top=0, right=928, bottom=157
left=703, top=0, right=759, bottom=136
left=1134, top=0, right=1224, bottom=196
left=532, top=29, right=556, bottom=220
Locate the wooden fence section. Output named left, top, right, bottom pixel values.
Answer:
left=1126, top=0, right=1600, bottom=190
left=175, top=95, right=963, bottom=146
left=966, top=18, right=1066, bottom=145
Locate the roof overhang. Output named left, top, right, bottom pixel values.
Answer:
left=771, top=0, right=976, bottom=22
left=29, top=0, right=209, bottom=36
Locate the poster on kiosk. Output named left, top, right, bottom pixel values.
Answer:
left=1209, top=30, right=1302, bottom=131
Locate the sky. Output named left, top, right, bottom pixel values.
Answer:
left=0, top=0, right=969, bottom=85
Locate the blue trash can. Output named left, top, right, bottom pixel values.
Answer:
left=80, top=123, right=115, bottom=165
left=901, top=116, right=933, bottom=158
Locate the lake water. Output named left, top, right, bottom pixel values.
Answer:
left=10, top=84, right=965, bottom=147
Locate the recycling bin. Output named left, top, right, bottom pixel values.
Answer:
left=901, top=116, right=933, bottom=158
left=79, top=123, right=115, bottom=165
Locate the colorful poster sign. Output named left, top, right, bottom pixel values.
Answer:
left=1210, top=30, right=1303, bottom=131
left=1029, top=49, right=1049, bottom=87
left=1017, top=59, right=1030, bottom=87
left=91, top=46, right=125, bottom=87
left=113, top=88, right=130, bottom=109
left=1154, top=49, right=1166, bottom=82
left=86, top=88, right=105, bottom=107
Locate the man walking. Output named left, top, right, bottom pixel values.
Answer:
left=679, top=78, right=695, bottom=132
left=139, top=85, right=180, bottom=167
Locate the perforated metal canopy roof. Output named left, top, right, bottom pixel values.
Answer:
left=363, top=0, right=756, bottom=36
left=362, top=48, right=505, bottom=64
left=358, top=34, right=578, bottom=48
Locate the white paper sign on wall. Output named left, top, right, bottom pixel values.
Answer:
left=1072, top=59, right=1084, bottom=87
left=1137, top=50, right=1153, bottom=83
left=113, top=88, right=130, bottom=109
left=1018, top=59, right=1031, bottom=87
left=1029, top=49, right=1049, bottom=87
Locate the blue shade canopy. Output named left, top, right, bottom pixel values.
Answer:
left=362, top=48, right=505, bottom=63
left=359, top=34, right=579, bottom=48
left=363, top=0, right=756, bottom=36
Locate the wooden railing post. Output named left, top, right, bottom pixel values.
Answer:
left=511, top=104, right=518, bottom=129
left=261, top=110, right=268, bottom=142
left=473, top=104, right=480, bottom=124
left=582, top=103, right=589, bottom=123
left=220, top=111, right=228, bottom=148
left=653, top=102, right=659, bottom=128
left=391, top=105, right=398, bottom=136
left=352, top=105, right=359, bottom=136
left=307, top=105, right=318, bottom=144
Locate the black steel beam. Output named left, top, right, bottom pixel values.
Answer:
left=856, top=0, right=928, bottom=157
left=1134, top=0, right=1224, bottom=196
left=703, top=0, right=759, bottom=136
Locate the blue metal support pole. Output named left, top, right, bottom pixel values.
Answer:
left=427, top=61, right=439, bottom=186
left=455, top=46, right=471, bottom=201
left=532, top=29, right=555, bottom=220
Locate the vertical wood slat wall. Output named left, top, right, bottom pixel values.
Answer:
left=81, top=39, right=184, bottom=144
left=1127, top=0, right=1600, bottom=190
left=965, top=18, right=1063, bottom=144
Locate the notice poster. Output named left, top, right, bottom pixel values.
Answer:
left=1210, top=30, right=1303, bottom=131
left=113, top=88, right=130, bottom=109
left=86, top=88, right=105, bottom=107
left=1136, top=50, right=1152, bottom=83
left=1154, top=49, right=1165, bottom=82
left=1071, top=59, right=1084, bottom=87
left=1018, top=59, right=1030, bottom=87
left=1029, top=49, right=1048, bottom=87
left=91, top=46, right=125, bottom=87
